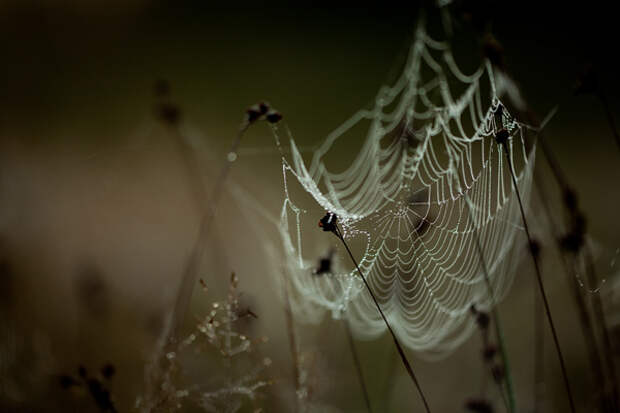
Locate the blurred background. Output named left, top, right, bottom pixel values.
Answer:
left=1, top=1, right=619, bottom=412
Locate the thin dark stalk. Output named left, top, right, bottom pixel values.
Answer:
left=583, top=243, right=620, bottom=412
left=473, top=318, right=510, bottom=412
left=533, top=273, right=545, bottom=413
left=534, top=118, right=620, bottom=411
left=171, top=123, right=250, bottom=337
left=281, top=270, right=302, bottom=412
left=598, top=92, right=620, bottom=152
left=535, top=180, right=611, bottom=412
left=501, top=141, right=576, bottom=413
left=464, top=196, right=515, bottom=413
left=381, top=346, right=398, bottom=411
left=333, top=226, right=432, bottom=413
left=343, top=317, right=373, bottom=413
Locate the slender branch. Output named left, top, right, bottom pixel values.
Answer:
left=333, top=225, right=432, bottom=413
left=343, top=316, right=373, bottom=413
left=501, top=141, right=576, bottom=413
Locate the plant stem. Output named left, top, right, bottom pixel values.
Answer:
left=535, top=180, right=612, bottom=412
left=464, top=195, right=516, bottom=413
left=583, top=243, right=620, bottom=412
left=333, top=226, right=432, bottom=413
left=343, top=316, right=373, bottom=413
left=501, top=141, right=576, bottom=413
left=598, top=92, right=620, bottom=152
left=534, top=282, right=544, bottom=413
left=533, top=116, right=619, bottom=412
left=171, top=122, right=251, bottom=338
left=281, top=269, right=302, bottom=412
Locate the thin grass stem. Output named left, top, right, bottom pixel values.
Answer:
left=281, top=269, right=303, bottom=412
left=333, top=226, right=432, bottom=413
left=464, top=195, right=515, bottom=413
left=343, top=316, right=373, bottom=413
left=501, top=141, right=576, bottom=413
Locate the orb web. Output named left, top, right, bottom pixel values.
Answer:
left=273, top=19, right=536, bottom=356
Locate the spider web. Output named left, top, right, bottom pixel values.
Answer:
left=273, top=18, right=536, bottom=356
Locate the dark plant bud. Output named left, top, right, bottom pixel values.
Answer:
left=563, top=188, right=578, bottom=212
left=246, top=107, right=262, bottom=123
left=319, top=212, right=338, bottom=233
left=157, top=102, right=181, bottom=125
left=266, top=110, right=283, bottom=124
left=59, top=375, right=79, bottom=389
left=495, top=129, right=509, bottom=146
left=560, top=214, right=586, bottom=253
left=465, top=398, right=494, bottom=413
left=491, top=364, right=504, bottom=383
left=560, top=232, right=582, bottom=253
left=476, top=312, right=490, bottom=330
left=529, top=239, right=541, bottom=259
left=101, top=363, right=115, bottom=380
left=483, top=344, right=497, bottom=361
left=258, top=102, right=269, bottom=114
left=574, top=213, right=586, bottom=235
left=87, top=378, right=116, bottom=412
left=314, top=257, right=331, bottom=276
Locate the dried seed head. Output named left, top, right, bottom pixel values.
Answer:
left=495, top=128, right=510, bottom=146
left=529, top=239, right=541, bottom=259
left=101, top=363, right=115, bottom=380
left=157, top=102, right=181, bottom=125
left=313, top=249, right=334, bottom=276
left=491, top=364, right=504, bottom=383
left=246, top=101, right=271, bottom=123
left=266, top=110, right=283, bottom=123
left=483, top=344, right=497, bottom=361
left=59, top=375, right=79, bottom=389
left=563, top=188, right=578, bottom=212
left=476, top=312, right=490, bottom=330
left=318, top=212, right=338, bottom=233
left=465, top=398, right=494, bottom=413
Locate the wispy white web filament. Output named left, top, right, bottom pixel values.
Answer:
left=275, top=21, right=535, bottom=356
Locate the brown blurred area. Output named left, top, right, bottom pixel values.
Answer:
left=1, top=1, right=620, bottom=412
